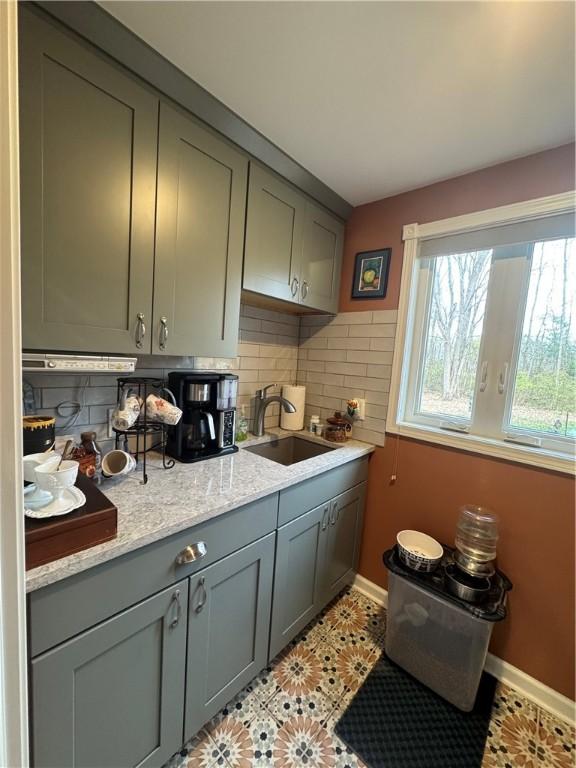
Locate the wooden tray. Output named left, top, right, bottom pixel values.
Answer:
left=25, top=474, right=118, bottom=570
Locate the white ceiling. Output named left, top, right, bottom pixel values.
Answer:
left=100, top=1, right=575, bottom=206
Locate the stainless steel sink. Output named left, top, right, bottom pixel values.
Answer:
left=244, top=436, right=337, bottom=466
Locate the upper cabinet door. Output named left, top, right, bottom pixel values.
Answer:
left=153, top=104, right=247, bottom=357
left=19, top=10, right=158, bottom=354
left=243, top=164, right=305, bottom=303
left=300, top=203, right=344, bottom=314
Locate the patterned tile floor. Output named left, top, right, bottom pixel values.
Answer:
left=164, top=587, right=575, bottom=768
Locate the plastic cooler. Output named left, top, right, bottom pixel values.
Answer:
left=383, top=547, right=511, bottom=712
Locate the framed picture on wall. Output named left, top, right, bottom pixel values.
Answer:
left=351, top=248, right=391, bottom=300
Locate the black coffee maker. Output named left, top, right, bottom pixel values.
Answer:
left=166, top=372, right=238, bottom=463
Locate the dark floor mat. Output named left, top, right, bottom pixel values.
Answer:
left=335, top=655, right=497, bottom=768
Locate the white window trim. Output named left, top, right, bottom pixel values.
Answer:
left=387, top=190, right=576, bottom=476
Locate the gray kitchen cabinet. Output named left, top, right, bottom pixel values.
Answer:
left=243, top=163, right=306, bottom=303
left=153, top=103, right=248, bottom=357
left=185, top=533, right=275, bottom=740
left=300, top=203, right=344, bottom=314
left=278, top=457, right=368, bottom=526
left=322, top=483, right=366, bottom=605
left=243, top=163, right=344, bottom=313
left=19, top=9, right=158, bottom=354
left=31, top=580, right=189, bottom=768
left=20, top=9, right=246, bottom=359
left=28, top=462, right=368, bottom=766
left=268, top=502, right=329, bottom=660
left=270, top=480, right=367, bottom=659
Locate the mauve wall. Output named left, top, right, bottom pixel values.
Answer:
left=343, top=143, right=576, bottom=699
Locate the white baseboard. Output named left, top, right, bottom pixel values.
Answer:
left=353, top=573, right=389, bottom=607
left=352, top=573, right=575, bottom=726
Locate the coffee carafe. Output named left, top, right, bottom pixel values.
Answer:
left=166, top=372, right=238, bottom=463
left=186, top=411, right=216, bottom=452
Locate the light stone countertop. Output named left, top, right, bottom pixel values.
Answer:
left=25, top=428, right=374, bottom=593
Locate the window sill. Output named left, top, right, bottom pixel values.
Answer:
left=388, top=420, right=575, bottom=476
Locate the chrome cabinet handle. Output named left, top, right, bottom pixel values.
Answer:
left=175, top=541, right=207, bottom=565
left=321, top=505, right=329, bottom=530
left=195, top=577, right=207, bottom=613
left=291, top=277, right=299, bottom=297
left=301, top=281, right=309, bottom=300
left=333, top=501, right=340, bottom=524
left=135, top=313, right=146, bottom=349
left=169, top=589, right=182, bottom=629
left=159, top=316, right=169, bottom=351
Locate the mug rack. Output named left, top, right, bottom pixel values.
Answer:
left=113, top=377, right=175, bottom=485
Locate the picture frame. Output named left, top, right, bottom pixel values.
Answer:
left=351, top=248, right=391, bottom=300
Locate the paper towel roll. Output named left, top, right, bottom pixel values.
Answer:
left=280, top=385, right=306, bottom=431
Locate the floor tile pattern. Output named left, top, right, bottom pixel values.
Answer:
left=163, top=587, right=575, bottom=768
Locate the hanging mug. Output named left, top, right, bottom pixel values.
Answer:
left=146, top=387, right=182, bottom=426
left=112, top=389, right=142, bottom=431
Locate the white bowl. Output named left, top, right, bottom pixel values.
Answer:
left=34, top=460, right=79, bottom=499
left=396, top=530, right=443, bottom=572
left=23, top=451, right=60, bottom=484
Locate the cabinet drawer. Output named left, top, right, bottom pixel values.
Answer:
left=278, top=458, right=368, bottom=525
left=29, top=493, right=278, bottom=656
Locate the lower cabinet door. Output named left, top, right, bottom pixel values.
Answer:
left=322, top=483, right=366, bottom=606
left=31, top=580, right=189, bottom=768
left=184, top=533, right=275, bottom=740
left=268, top=502, right=330, bottom=661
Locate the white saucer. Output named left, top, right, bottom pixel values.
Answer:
left=25, top=487, right=86, bottom=519
left=23, top=483, right=53, bottom=509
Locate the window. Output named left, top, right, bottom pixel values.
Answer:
left=390, top=193, right=576, bottom=472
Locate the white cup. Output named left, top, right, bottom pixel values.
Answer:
left=23, top=452, right=61, bottom=506
left=145, top=392, right=182, bottom=426
left=101, top=450, right=136, bottom=477
left=34, top=460, right=79, bottom=503
left=112, top=393, right=142, bottom=431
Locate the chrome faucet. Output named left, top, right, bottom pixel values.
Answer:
left=253, top=384, right=296, bottom=437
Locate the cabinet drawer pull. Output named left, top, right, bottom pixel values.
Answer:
left=175, top=541, right=207, bottom=565
left=301, top=281, right=309, bottom=300
left=135, top=313, right=146, bottom=349
left=159, top=316, right=169, bottom=351
left=329, top=501, right=339, bottom=525
left=291, top=277, right=299, bottom=297
left=195, top=577, right=207, bottom=613
left=321, top=506, right=329, bottom=530
left=169, top=589, right=182, bottom=629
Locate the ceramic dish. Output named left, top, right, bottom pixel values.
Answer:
left=396, top=529, right=443, bottom=573
left=25, top=486, right=86, bottom=519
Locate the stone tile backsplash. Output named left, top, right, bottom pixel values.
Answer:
left=298, top=310, right=397, bottom=445
left=195, top=304, right=299, bottom=434
left=23, top=306, right=396, bottom=450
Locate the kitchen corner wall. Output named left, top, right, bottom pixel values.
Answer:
left=195, top=303, right=300, bottom=432
left=298, top=311, right=396, bottom=445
